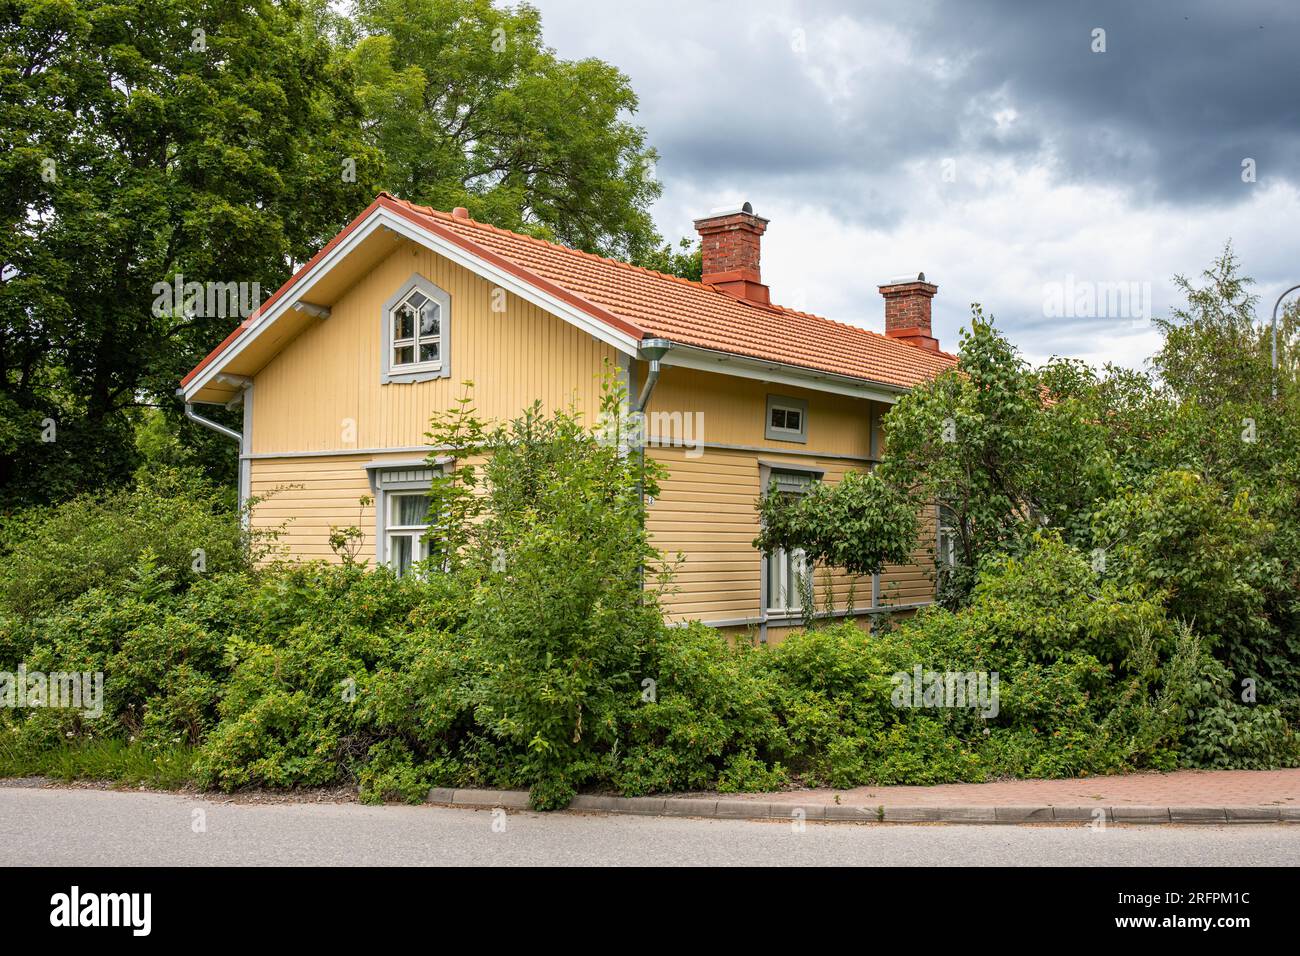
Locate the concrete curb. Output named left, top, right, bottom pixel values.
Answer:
left=425, top=788, right=1297, bottom=825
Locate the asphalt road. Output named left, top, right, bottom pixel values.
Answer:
left=3, top=786, right=1299, bottom=866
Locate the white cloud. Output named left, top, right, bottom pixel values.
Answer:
left=530, top=0, right=1300, bottom=371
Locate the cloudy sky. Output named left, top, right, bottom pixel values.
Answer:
left=529, top=0, right=1300, bottom=369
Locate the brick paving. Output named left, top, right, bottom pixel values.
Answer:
left=699, top=769, right=1300, bottom=808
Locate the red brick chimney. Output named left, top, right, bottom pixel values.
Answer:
left=879, top=274, right=939, bottom=351
left=694, top=202, right=770, bottom=306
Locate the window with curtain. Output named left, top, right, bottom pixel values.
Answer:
left=385, top=491, right=430, bottom=578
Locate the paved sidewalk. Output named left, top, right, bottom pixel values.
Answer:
left=430, top=768, right=1300, bottom=824
left=697, top=769, right=1300, bottom=809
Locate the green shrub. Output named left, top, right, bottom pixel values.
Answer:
left=189, top=563, right=422, bottom=791
left=0, top=466, right=251, bottom=617
left=616, top=623, right=786, bottom=795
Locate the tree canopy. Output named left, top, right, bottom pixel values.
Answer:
left=0, top=0, right=672, bottom=509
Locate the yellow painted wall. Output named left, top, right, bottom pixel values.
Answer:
left=244, top=237, right=938, bottom=619
left=250, top=238, right=618, bottom=455
left=249, top=453, right=376, bottom=562
left=646, top=445, right=896, bottom=628
left=645, top=365, right=876, bottom=457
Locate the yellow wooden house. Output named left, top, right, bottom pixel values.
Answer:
left=180, top=194, right=956, bottom=642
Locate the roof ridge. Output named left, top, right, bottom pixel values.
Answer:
left=387, top=195, right=958, bottom=370
left=408, top=199, right=743, bottom=295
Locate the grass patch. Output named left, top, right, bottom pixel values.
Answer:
left=0, top=733, right=196, bottom=790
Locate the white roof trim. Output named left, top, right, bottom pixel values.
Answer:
left=183, top=207, right=640, bottom=400
left=661, top=344, right=908, bottom=404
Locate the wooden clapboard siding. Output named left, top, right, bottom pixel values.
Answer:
left=250, top=238, right=617, bottom=455
left=646, top=365, right=875, bottom=456
left=249, top=454, right=375, bottom=562
left=242, top=235, right=940, bottom=618
left=647, top=446, right=879, bottom=626
left=881, top=507, right=939, bottom=606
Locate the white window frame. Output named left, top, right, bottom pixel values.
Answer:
left=768, top=545, right=809, bottom=614
left=384, top=491, right=431, bottom=578
left=380, top=274, right=452, bottom=384
left=765, top=394, right=808, bottom=443
left=758, top=463, right=822, bottom=616
left=363, top=461, right=440, bottom=577
left=937, top=504, right=960, bottom=569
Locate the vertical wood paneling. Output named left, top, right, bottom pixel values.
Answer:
left=245, top=236, right=936, bottom=615
left=251, top=239, right=618, bottom=454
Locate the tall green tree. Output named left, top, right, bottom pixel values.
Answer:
left=876, top=310, right=1114, bottom=603
left=339, top=0, right=662, bottom=260
left=0, top=0, right=380, bottom=507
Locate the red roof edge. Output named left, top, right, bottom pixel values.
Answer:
left=180, top=194, right=647, bottom=392
left=179, top=195, right=390, bottom=389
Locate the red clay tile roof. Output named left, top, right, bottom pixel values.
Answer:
left=183, top=194, right=956, bottom=391
left=392, top=198, right=956, bottom=390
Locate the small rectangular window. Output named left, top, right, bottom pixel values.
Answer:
left=768, top=546, right=809, bottom=613
left=765, top=394, right=808, bottom=443
left=386, top=491, right=430, bottom=578
left=938, top=505, right=959, bottom=568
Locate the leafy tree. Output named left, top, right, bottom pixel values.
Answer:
left=877, top=310, right=1113, bottom=605
left=1152, top=244, right=1294, bottom=407
left=1085, top=247, right=1300, bottom=700
left=421, top=375, right=668, bottom=808
left=0, top=0, right=380, bottom=507
left=636, top=236, right=702, bottom=281
left=1094, top=471, right=1286, bottom=697
left=339, top=0, right=662, bottom=260
left=754, top=470, right=917, bottom=619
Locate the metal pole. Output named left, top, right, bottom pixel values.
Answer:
left=1272, top=284, right=1300, bottom=400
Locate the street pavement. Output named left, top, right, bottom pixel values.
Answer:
left=3, top=786, right=1298, bottom=866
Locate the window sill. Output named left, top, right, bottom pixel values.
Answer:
left=382, top=365, right=449, bottom=384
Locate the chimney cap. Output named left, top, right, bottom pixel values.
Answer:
left=883, top=272, right=929, bottom=286
left=451, top=206, right=470, bottom=219
left=694, top=201, right=769, bottom=227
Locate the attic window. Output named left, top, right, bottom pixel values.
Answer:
left=393, top=289, right=440, bottom=367
left=765, top=394, right=808, bottom=443
left=381, top=275, right=451, bottom=384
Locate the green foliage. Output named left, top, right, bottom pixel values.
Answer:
left=189, top=562, right=425, bottom=790
left=617, top=623, right=786, bottom=795
left=755, top=470, right=917, bottom=580
left=1095, top=472, right=1279, bottom=680
left=878, top=309, right=1114, bottom=605
left=1, top=0, right=380, bottom=505
left=2, top=0, right=666, bottom=510
left=1178, top=655, right=1300, bottom=769
left=419, top=377, right=669, bottom=808
left=422, top=384, right=490, bottom=569
left=754, top=469, right=917, bottom=621
left=341, top=0, right=662, bottom=261
left=0, top=467, right=251, bottom=617
left=634, top=237, right=703, bottom=281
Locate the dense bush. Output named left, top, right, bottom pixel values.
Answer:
left=0, top=466, right=251, bottom=616
left=2, top=278, right=1297, bottom=803
left=3, top=516, right=1297, bottom=802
